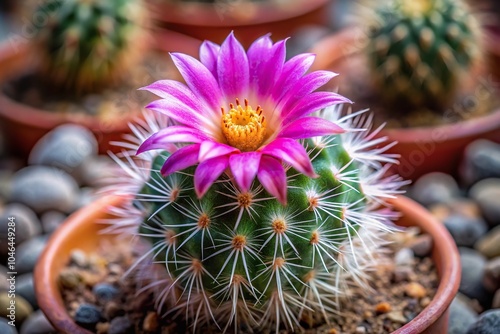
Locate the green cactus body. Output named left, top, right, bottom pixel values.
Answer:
left=35, top=0, right=146, bottom=92
left=367, top=0, right=481, bottom=109
left=137, top=134, right=382, bottom=331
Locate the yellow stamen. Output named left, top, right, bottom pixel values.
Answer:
left=221, top=98, right=266, bottom=152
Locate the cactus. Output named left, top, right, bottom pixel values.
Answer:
left=34, top=0, right=147, bottom=93
left=110, top=33, right=406, bottom=332
left=365, top=0, right=481, bottom=109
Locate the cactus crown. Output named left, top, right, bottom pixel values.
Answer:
left=108, top=33, right=407, bottom=332
left=34, top=0, right=147, bottom=93
left=365, top=0, right=481, bottom=110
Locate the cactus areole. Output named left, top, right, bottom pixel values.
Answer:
left=111, top=33, right=407, bottom=332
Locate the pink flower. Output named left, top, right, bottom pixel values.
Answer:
left=138, top=32, right=350, bottom=204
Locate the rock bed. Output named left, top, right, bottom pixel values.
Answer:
left=59, top=229, right=437, bottom=334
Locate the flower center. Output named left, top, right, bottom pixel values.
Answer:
left=221, top=98, right=266, bottom=152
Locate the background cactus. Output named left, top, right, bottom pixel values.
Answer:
left=365, top=0, right=481, bottom=110
left=34, top=0, right=147, bottom=93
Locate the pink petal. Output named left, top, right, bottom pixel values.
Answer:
left=138, top=126, right=208, bottom=153
left=160, top=144, right=201, bottom=176
left=261, top=138, right=317, bottom=178
left=257, top=156, right=287, bottom=205
left=278, top=117, right=345, bottom=139
left=272, top=53, right=315, bottom=102
left=200, top=40, right=220, bottom=80
left=194, top=155, right=229, bottom=198
left=170, top=53, right=222, bottom=113
left=229, top=152, right=262, bottom=192
left=199, top=141, right=239, bottom=161
left=145, top=99, right=204, bottom=128
left=139, top=80, right=202, bottom=112
left=217, top=32, right=249, bottom=99
left=283, top=91, right=352, bottom=123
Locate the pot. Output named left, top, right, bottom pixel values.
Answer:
left=34, top=194, right=460, bottom=334
left=310, top=28, right=500, bottom=180
left=146, top=0, right=331, bottom=47
left=0, top=29, right=201, bottom=157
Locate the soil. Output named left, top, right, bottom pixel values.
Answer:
left=59, top=230, right=438, bottom=334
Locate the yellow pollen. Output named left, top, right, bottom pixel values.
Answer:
left=271, top=219, right=287, bottom=234
left=221, top=98, right=266, bottom=152
left=232, top=235, right=247, bottom=251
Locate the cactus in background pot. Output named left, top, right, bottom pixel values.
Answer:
left=34, top=0, right=147, bottom=93
left=109, top=33, right=407, bottom=332
left=365, top=0, right=481, bottom=110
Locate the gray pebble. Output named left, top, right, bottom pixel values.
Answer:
left=0, top=292, right=33, bottom=325
left=9, top=166, right=79, bottom=214
left=0, top=204, right=42, bottom=258
left=0, top=317, right=18, bottom=334
left=0, top=170, right=13, bottom=200
left=459, top=248, right=492, bottom=307
left=470, top=178, right=500, bottom=227
left=28, top=124, right=97, bottom=177
left=16, top=273, right=37, bottom=309
left=407, top=234, right=433, bottom=257
left=40, top=210, right=67, bottom=234
left=74, top=304, right=102, bottom=330
left=20, top=310, right=55, bottom=334
left=72, top=187, right=98, bottom=211
left=93, top=283, right=119, bottom=302
left=394, top=247, right=414, bottom=266
left=483, top=257, right=500, bottom=292
left=70, top=249, right=88, bottom=268
left=444, top=214, right=488, bottom=247
left=15, top=235, right=48, bottom=275
left=76, top=155, right=115, bottom=188
left=460, top=140, right=500, bottom=186
left=475, top=225, right=500, bottom=258
left=108, top=316, right=133, bottom=334
left=411, top=172, right=460, bottom=207
left=466, top=309, right=500, bottom=334
left=0, top=265, right=8, bottom=291
left=448, top=294, right=478, bottom=334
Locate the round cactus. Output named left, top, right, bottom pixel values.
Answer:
left=365, top=0, right=481, bottom=109
left=34, top=0, right=147, bottom=93
left=109, top=33, right=406, bottom=332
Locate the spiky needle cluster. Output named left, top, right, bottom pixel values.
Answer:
left=34, top=0, right=147, bottom=93
left=109, top=33, right=407, bottom=332
left=365, top=0, right=481, bottom=109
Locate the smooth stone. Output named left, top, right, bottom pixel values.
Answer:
left=16, top=273, right=37, bottom=309
left=0, top=292, right=33, bottom=325
left=70, top=249, right=88, bottom=268
left=9, top=166, right=79, bottom=214
left=40, top=210, right=67, bottom=234
left=394, top=247, right=414, bottom=266
left=448, top=294, right=478, bottom=334
left=72, top=187, right=98, bottom=211
left=407, top=234, right=433, bottom=257
left=444, top=214, right=488, bottom=247
left=459, top=248, right=492, bottom=307
left=493, top=290, right=500, bottom=309
left=0, top=318, right=18, bottom=334
left=466, top=309, right=500, bottom=334
left=0, top=265, right=8, bottom=291
left=475, top=225, right=500, bottom=258
left=74, top=304, right=102, bottom=330
left=92, top=283, right=119, bottom=302
left=410, top=172, right=460, bottom=207
left=460, top=140, right=500, bottom=186
left=76, top=155, right=115, bottom=188
left=0, top=170, right=13, bottom=200
left=108, top=316, right=133, bottom=334
left=20, top=310, right=55, bottom=334
left=15, top=235, right=48, bottom=275
left=0, top=204, right=42, bottom=254
left=469, top=179, right=500, bottom=227
left=483, top=257, right=500, bottom=292
left=28, top=124, right=97, bottom=178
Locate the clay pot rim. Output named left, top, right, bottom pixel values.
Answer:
left=310, top=27, right=500, bottom=144
left=34, top=194, right=460, bottom=334
left=0, top=29, right=202, bottom=134
left=147, top=0, right=330, bottom=27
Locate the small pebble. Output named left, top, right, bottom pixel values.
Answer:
left=493, top=290, right=500, bottom=309
left=394, top=248, right=414, bottom=266
left=393, top=266, right=412, bottom=282
left=355, top=326, right=366, bottom=334
left=375, top=302, right=391, bottom=314
left=96, top=322, right=110, bottom=334
left=483, top=257, right=500, bottom=292
left=108, top=316, right=133, bottom=334
left=411, top=172, right=460, bottom=207
left=444, top=214, right=488, bottom=247
left=469, top=178, right=500, bottom=227
left=0, top=292, right=33, bottom=325
left=420, top=297, right=431, bottom=308
left=407, top=234, right=433, bottom=257
left=20, top=310, right=55, bottom=334
left=58, top=268, right=82, bottom=289
left=74, top=304, right=102, bottom=330
left=77, top=155, right=116, bottom=188
left=0, top=203, right=42, bottom=250
left=460, top=140, right=500, bottom=186
left=466, top=309, right=500, bottom=334
left=143, top=312, right=159, bottom=332
left=459, top=248, right=492, bottom=307
left=448, top=294, right=479, bottom=334
left=70, top=249, right=89, bottom=268
left=0, top=318, right=18, bottom=334
left=475, top=225, right=500, bottom=258
left=405, top=282, right=427, bottom=299
left=16, top=274, right=37, bottom=309
left=104, top=301, right=124, bottom=319
left=15, top=235, right=48, bottom=274
left=40, top=210, right=67, bottom=234
left=387, top=311, right=407, bottom=324
left=93, top=283, right=119, bottom=302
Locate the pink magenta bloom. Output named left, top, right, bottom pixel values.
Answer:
left=138, top=32, right=350, bottom=204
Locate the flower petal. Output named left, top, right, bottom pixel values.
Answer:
left=229, top=152, right=261, bottom=192
left=139, top=80, right=202, bottom=112
left=194, top=156, right=229, bottom=198
left=160, top=144, right=201, bottom=176
left=145, top=99, right=204, bottom=128
left=284, top=91, right=352, bottom=123
left=199, top=141, right=239, bottom=161
left=217, top=32, right=249, bottom=99
left=261, top=138, right=317, bottom=177
left=257, top=156, right=287, bottom=205
left=200, top=40, right=220, bottom=80
left=138, top=126, right=208, bottom=154
left=278, top=117, right=345, bottom=139
left=170, top=52, right=222, bottom=113
left=272, top=53, right=315, bottom=101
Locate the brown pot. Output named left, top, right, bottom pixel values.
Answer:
left=146, top=0, right=332, bottom=47
left=34, top=194, right=460, bottom=334
left=310, top=28, right=500, bottom=180
left=0, top=29, right=201, bottom=158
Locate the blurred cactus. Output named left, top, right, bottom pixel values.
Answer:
left=365, top=0, right=482, bottom=109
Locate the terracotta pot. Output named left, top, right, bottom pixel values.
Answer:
left=35, top=194, right=460, bottom=334
left=146, top=0, right=331, bottom=47
left=0, top=29, right=201, bottom=158
left=310, top=28, right=500, bottom=180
